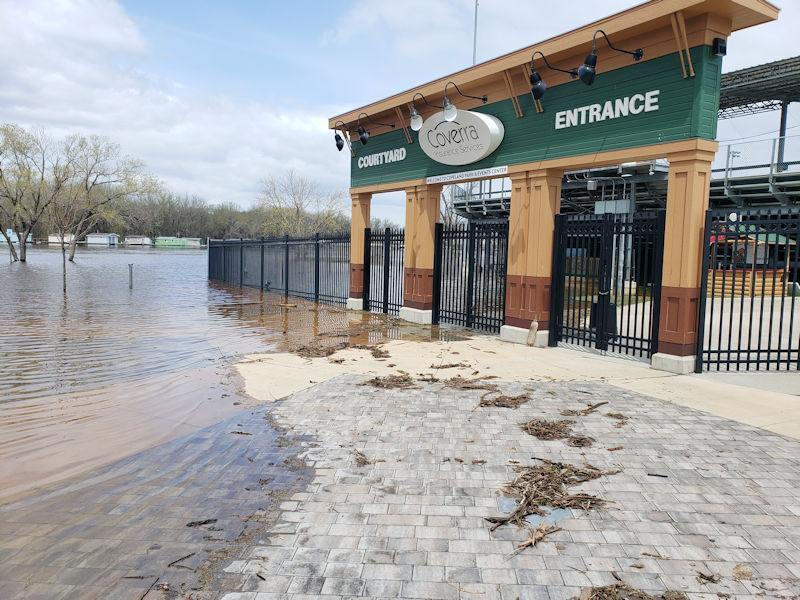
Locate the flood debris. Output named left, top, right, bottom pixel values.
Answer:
left=607, top=446, right=624, bottom=452
left=561, top=401, right=609, bottom=416
left=432, top=361, right=470, bottom=369
left=230, top=430, right=252, bottom=436
left=295, top=341, right=349, bottom=358
left=186, top=518, right=217, bottom=528
left=478, top=393, right=530, bottom=409
left=732, top=564, right=754, bottom=580
left=567, top=436, right=595, bottom=447
left=370, top=346, right=391, bottom=359
left=573, top=583, right=688, bottom=600
left=605, top=412, right=630, bottom=427
left=696, top=570, right=721, bottom=584
left=360, top=371, right=420, bottom=389
left=516, top=518, right=562, bottom=550
left=351, top=449, right=372, bottom=467
left=520, top=418, right=575, bottom=440
left=441, top=375, right=499, bottom=392
left=485, top=459, right=618, bottom=532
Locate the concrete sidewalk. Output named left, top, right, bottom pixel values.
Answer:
left=237, top=333, right=800, bottom=442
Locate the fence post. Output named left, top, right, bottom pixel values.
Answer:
left=465, top=222, right=477, bottom=328
left=694, top=210, right=713, bottom=373
left=549, top=215, right=564, bottom=346
left=649, top=211, right=666, bottom=360
left=382, top=228, right=391, bottom=314
left=239, top=238, right=244, bottom=287
left=432, top=223, right=443, bottom=325
left=284, top=234, right=289, bottom=298
left=363, top=228, right=372, bottom=311
left=596, top=215, right=614, bottom=351
left=314, top=232, right=320, bottom=302
left=259, top=237, right=265, bottom=291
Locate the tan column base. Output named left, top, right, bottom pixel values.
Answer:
left=504, top=275, right=551, bottom=330
left=658, top=285, right=700, bottom=356
left=403, top=267, right=434, bottom=310
left=349, top=263, right=365, bottom=299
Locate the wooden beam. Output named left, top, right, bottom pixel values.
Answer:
left=394, top=106, right=413, bottom=144
left=502, top=69, right=523, bottom=118
left=670, top=13, right=689, bottom=78
left=676, top=10, right=695, bottom=77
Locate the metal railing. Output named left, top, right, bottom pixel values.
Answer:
left=208, top=234, right=351, bottom=305
left=432, top=222, right=508, bottom=332
left=363, top=228, right=404, bottom=315
left=697, top=207, right=800, bottom=371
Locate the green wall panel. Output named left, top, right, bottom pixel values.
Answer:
left=350, top=45, right=721, bottom=189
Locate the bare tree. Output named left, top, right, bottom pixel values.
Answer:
left=0, top=124, right=69, bottom=261
left=257, top=169, right=345, bottom=238
left=60, top=135, right=147, bottom=261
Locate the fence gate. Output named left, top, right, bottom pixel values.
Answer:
left=550, top=211, right=665, bottom=358
left=697, top=208, right=800, bottom=371
left=432, top=221, right=508, bottom=332
left=363, top=227, right=404, bottom=315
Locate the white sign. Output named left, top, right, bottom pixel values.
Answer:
left=555, top=90, right=660, bottom=130
left=426, top=165, right=508, bottom=185
left=418, top=110, right=504, bottom=166
left=357, top=147, right=406, bottom=169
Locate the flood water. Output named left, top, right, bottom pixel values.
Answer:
left=0, top=246, right=299, bottom=502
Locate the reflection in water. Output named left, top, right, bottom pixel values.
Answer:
left=0, top=246, right=464, bottom=501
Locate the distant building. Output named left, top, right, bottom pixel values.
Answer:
left=48, top=234, right=76, bottom=244
left=1, top=229, right=32, bottom=244
left=124, top=235, right=153, bottom=246
left=86, top=233, right=120, bottom=246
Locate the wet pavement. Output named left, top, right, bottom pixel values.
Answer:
left=0, top=403, right=312, bottom=600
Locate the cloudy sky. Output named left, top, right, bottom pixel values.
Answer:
left=1, top=0, right=797, bottom=224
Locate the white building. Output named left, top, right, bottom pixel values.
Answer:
left=86, top=233, right=120, bottom=246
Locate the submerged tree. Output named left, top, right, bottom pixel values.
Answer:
left=257, top=169, right=346, bottom=238
left=0, top=124, right=70, bottom=261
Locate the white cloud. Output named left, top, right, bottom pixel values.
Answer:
left=0, top=0, right=353, bottom=209
left=0, top=0, right=796, bottom=225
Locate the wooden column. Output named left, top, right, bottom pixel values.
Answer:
left=658, top=142, right=717, bottom=357
left=349, top=191, right=371, bottom=299
left=403, top=183, right=442, bottom=310
left=504, top=168, right=562, bottom=331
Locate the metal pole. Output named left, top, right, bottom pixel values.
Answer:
left=128, top=263, right=133, bottom=289
left=239, top=238, right=244, bottom=287
left=314, top=232, right=320, bottom=302
left=472, top=0, right=479, bottom=65
left=284, top=234, right=289, bottom=299
left=777, top=100, right=789, bottom=172
left=382, top=228, right=390, bottom=314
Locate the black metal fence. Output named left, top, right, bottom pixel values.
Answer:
left=363, top=227, right=405, bottom=314
left=550, top=211, right=665, bottom=358
left=208, top=234, right=351, bottom=305
left=697, top=208, right=800, bottom=371
left=433, top=221, right=508, bottom=332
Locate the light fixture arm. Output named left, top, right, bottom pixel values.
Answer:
left=333, top=120, right=348, bottom=136
left=443, top=81, right=488, bottom=105
left=356, top=112, right=395, bottom=129
left=531, top=51, right=577, bottom=78
left=411, top=92, right=443, bottom=110
left=590, top=29, right=643, bottom=61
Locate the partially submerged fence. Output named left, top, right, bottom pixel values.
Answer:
left=208, top=234, right=351, bottom=305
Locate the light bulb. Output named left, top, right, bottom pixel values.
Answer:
left=443, top=97, right=457, bottom=121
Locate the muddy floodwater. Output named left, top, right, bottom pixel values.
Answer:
left=0, top=247, right=292, bottom=502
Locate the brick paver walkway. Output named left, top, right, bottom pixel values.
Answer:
left=219, top=375, right=800, bottom=600
left=0, top=407, right=312, bottom=599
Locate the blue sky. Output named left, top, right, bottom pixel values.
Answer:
left=1, top=0, right=798, bottom=226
